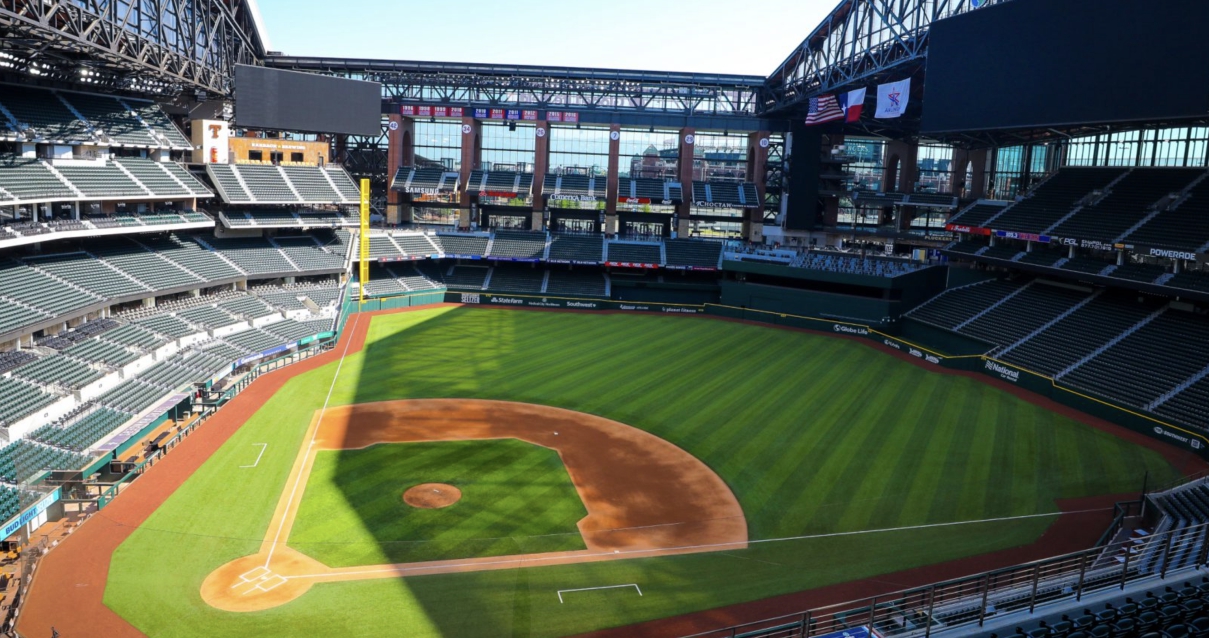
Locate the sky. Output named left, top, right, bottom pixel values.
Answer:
left=252, top=0, right=835, bottom=77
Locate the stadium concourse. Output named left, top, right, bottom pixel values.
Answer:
left=2, top=0, right=1209, bottom=636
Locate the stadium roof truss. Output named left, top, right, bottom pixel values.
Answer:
left=0, top=0, right=266, bottom=96
left=764, top=0, right=1009, bottom=117
left=264, top=57, right=771, bottom=129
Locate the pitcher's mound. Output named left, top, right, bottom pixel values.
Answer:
left=403, top=483, right=461, bottom=509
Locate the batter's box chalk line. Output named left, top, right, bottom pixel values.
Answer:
left=557, top=584, right=642, bottom=604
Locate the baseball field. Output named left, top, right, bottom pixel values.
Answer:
left=26, top=306, right=1185, bottom=637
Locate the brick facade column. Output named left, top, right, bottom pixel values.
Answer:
left=531, top=121, right=550, bottom=230
left=386, top=114, right=415, bottom=224
left=676, top=127, right=696, bottom=237
left=744, top=131, right=771, bottom=242
left=458, top=117, right=481, bottom=230
left=605, top=124, right=622, bottom=236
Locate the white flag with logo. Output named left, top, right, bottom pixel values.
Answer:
left=875, top=78, right=911, bottom=119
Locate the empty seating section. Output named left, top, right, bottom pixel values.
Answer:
left=98, top=379, right=167, bottom=414
left=1064, top=310, right=1209, bottom=410
left=63, top=339, right=138, bottom=368
left=392, top=263, right=443, bottom=291
left=178, top=305, right=241, bottom=331
left=489, top=231, right=546, bottom=259
left=113, top=158, right=188, bottom=196
left=607, top=242, right=661, bottom=265
left=548, top=234, right=603, bottom=263
left=0, top=259, right=99, bottom=315
left=366, top=235, right=405, bottom=260
left=983, top=244, right=1023, bottom=260
left=361, top=268, right=406, bottom=298
left=25, top=252, right=147, bottom=299
left=959, top=284, right=1089, bottom=349
left=36, top=318, right=118, bottom=350
left=436, top=234, right=489, bottom=257
left=31, top=407, right=129, bottom=452
left=1002, top=296, right=1160, bottom=376
left=664, top=239, right=722, bottom=269
left=553, top=174, right=594, bottom=197
left=54, top=163, right=146, bottom=198
left=12, top=354, right=101, bottom=390
left=282, top=166, right=341, bottom=201
left=237, top=165, right=298, bottom=202
left=488, top=266, right=543, bottom=293
left=622, top=178, right=669, bottom=201
left=141, top=235, right=243, bottom=280
left=89, top=239, right=201, bottom=290
left=225, top=329, right=283, bottom=354
left=159, top=162, right=211, bottom=195
left=1169, top=272, right=1209, bottom=294
left=405, top=168, right=446, bottom=191
left=1062, top=257, right=1114, bottom=277
left=262, top=320, right=320, bottom=343
left=1127, top=175, right=1209, bottom=252
left=992, top=168, right=1125, bottom=234
left=218, top=296, right=277, bottom=320
left=1052, top=168, right=1203, bottom=242
left=1112, top=262, right=1166, bottom=284
left=0, top=158, right=75, bottom=200
left=101, top=324, right=167, bottom=350
left=795, top=252, right=924, bottom=277
left=0, top=351, right=37, bottom=374
left=295, top=210, right=350, bottom=226
left=392, top=234, right=438, bottom=256
left=1018, top=249, right=1065, bottom=267
left=444, top=265, right=489, bottom=289
left=545, top=270, right=606, bottom=296
left=202, top=237, right=294, bottom=275
left=0, top=377, right=57, bottom=428
left=907, top=280, right=1025, bottom=330
left=0, top=441, right=88, bottom=483
left=274, top=237, right=345, bottom=271
left=135, top=314, right=196, bottom=339
left=0, top=86, right=93, bottom=142
left=208, top=164, right=252, bottom=202
left=65, top=93, right=155, bottom=146
left=1158, top=374, right=1209, bottom=429
left=945, top=240, right=986, bottom=256
left=326, top=168, right=362, bottom=200
left=128, top=102, right=193, bottom=149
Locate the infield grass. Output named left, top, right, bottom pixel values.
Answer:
left=290, top=440, right=589, bottom=566
left=105, top=307, right=1181, bottom=638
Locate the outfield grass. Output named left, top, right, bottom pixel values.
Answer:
left=105, top=307, right=1180, bottom=638
left=290, top=440, right=589, bottom=566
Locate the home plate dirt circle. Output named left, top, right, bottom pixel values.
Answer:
left=403, top=483, right=461, bottom=509
left=200, top=399, right=746, bottom=612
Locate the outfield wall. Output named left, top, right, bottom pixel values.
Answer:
left=343, top=289, right=1209, bottom=459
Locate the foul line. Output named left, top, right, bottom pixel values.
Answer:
left=279, top=507, right=1106, bottom=581
left=240, top=443, right=268, bottom=469
left=264, top=313, right=360, bottom=568
left=557, top=584, right=642, bottom=604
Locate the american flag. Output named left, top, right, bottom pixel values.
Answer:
left=805, top=94, right=845, bottom=125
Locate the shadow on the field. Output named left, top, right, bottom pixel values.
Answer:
left=321, top=306, right=585, bottom=633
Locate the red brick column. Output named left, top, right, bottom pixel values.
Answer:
left=676, top=128, right=696, bottom=237
left=458, top=117, right=481, bottom=230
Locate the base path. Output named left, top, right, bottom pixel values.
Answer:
left=201, top=399, right=748, bottom=612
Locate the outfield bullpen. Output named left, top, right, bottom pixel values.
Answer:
left=20, top=306, right=1185, bottom=638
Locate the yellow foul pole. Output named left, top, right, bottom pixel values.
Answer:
left=359, top=179, right=370, bottom=305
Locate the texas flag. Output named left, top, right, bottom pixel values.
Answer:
left=838, top=88, right=866, bottom=123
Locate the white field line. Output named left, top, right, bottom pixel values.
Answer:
left=240, top=443, right=268, bottom=468
left=279, top=507, right=1103, bottom=581
left=557, top=584, right=642, bottom=603
left=264, top=314, right=361, bottom=568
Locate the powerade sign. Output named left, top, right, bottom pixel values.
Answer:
left=1, top=488, right=60, bottom=538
